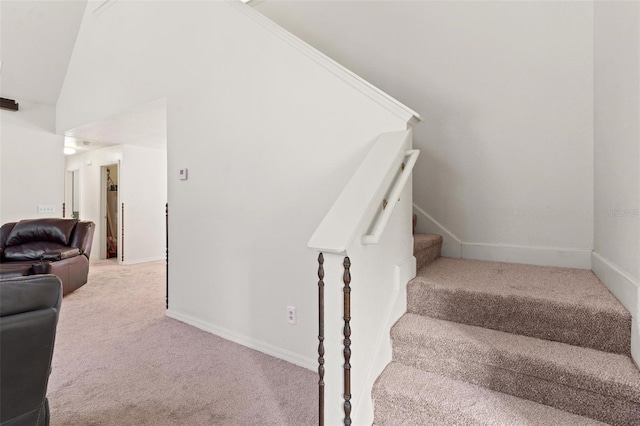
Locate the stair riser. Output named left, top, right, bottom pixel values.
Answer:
left=373, top=363, right=607, bottom=426
left=393, top=343, right=640, bottom=426
left=415, top=246, right=440, bottom=270
left=392, top=329, right=640, bottom=402
left=373, top=390, right=466, bottom=426
left=407, top=282, right=632, bottom=355
left=413, top=234, right=442, bottom=270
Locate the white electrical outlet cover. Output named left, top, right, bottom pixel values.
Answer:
left=287, top=306, right=297, bottom=325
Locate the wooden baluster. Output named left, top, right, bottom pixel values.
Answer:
left=121, top=203, right=125, bottom=262
left=166, top=203, right=169, bottom=309
left=317, top=253, right=325, bottom=426
left=343, top=257, right=352, bottom=425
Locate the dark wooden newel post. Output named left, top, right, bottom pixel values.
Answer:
left=317, top=253, right=325, bottom=426
left=343, top=257, right=352, bottom=426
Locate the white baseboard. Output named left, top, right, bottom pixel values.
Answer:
left=122, top=256, right=165, bottom=265
left=413, top=204, right=591, bottom=269
left=591, top=252, right=639, bottom=317
left=413, top=204, right=462, bottom=258
left=462, top=243, right=592, bottom=269
left=165, top=309, right=316, bottom=371
left=591, top=252, right=640, bottom=367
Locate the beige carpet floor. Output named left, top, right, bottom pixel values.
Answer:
left=48, top=259, right=317, bottom=426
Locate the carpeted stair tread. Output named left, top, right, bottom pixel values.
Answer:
left=392, top=313, right=640, bottom=425
left=414, top=233, right=442, bottom=270
left=408, top=257, right=631, bottom=355
left=414, top=233, right=442, bottom=251
left=373, top=362, right=607, bottom=426
left=414, top=257, right=626, bottom=311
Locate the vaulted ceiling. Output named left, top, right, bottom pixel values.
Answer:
left=1, top=1, right=167, bottom=151
left=0, top=0, right=87, bottom=105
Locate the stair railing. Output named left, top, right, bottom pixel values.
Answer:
left=362, top=149, right=420, bottom=245
left=309, top=129, right=419, bottom=426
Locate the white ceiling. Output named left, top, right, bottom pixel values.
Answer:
left=1, top=1, right=167, bottom=154
left=65, top=98, right=167, bottom=152
left=0, top=0, right=87, bottom=105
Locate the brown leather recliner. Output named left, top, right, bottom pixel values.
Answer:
left=0, top=218, right=95, bottom=295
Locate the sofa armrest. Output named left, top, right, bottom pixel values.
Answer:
left=69, top=221, right=95, bottom=258
left=42, top=248, right=81, bottom=261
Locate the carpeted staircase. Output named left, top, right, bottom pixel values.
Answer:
left=372, top=234, right=640, bottom=425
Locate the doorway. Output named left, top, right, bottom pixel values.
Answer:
left=65, top=170, right=80, bottom=219
left=101, top=163, right=119, bottom=260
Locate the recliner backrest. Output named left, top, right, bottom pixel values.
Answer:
left=0, top=223, right=16, bottom=258
left=5, top=219, right=78, bottom=247
left=0, top=219, right=94, bottom=261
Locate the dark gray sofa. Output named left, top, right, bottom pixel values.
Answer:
left=0, top=275, right=63, bottom=426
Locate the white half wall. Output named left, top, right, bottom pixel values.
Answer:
left=58, top=1, right=412, bottom=368
left=593, top=1, right=640, bottom=365
left=258, top=0, right=596, bottom=267
left=0, top=101, right=64, bottom=224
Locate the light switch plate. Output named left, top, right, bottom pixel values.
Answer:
left=179, top=168, right=188, bottom=180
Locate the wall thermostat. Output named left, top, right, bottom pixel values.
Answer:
left=179, top=168, right=188, bottom=180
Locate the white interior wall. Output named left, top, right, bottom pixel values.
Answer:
left=0, top=101, right=64, bottom=224
left=65, top=144, right=167, bottom=264
left=257, top=0, right=595, bottom=268
left=57, top=1, right=412, bottom=367
left=592, top=1, right=640, bottom=364
left=120, top=145, right=167, bottom=264
left=593, top=1, right=640, bottom=284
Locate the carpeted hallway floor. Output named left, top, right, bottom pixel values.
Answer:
left=48, top=259, right=317, bottom=426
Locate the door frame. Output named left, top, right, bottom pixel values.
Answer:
left=64, top=169, right=81, bottom=219
left=100, top=162, right=121, bottom=262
